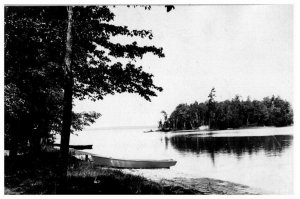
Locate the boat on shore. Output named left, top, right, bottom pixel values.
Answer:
left=52, top=144, right=93, bottom=150
left=71, top=149, right=177, bottom=169
left=91, top=155, right=177, bottom=169
left=143, top=129, right=154, bottom=133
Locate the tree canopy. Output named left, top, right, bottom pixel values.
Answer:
left=5, top=6, right=165, bottom=156
left=158, top=89, right=293, bottom=131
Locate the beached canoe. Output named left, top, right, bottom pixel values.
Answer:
left=91, top=155, right=177, bottom=169
left=143, top=129, right=153, bottom=133
left=52, top=143, right=93, bottom=150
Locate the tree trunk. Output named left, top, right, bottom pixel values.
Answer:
left=195, top=113, right=199, bottom=127
left=189, top=121, right=194, bottom=130
left=246, top=114, right=249, bottom=126
left=30, top=128, right=41, bottom=157
left=9, top=120, right=18, bottom=158
left=59, top=6, right=73, bottom=184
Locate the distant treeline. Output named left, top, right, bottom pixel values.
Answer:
left=158, top=88, right=293, bottom=131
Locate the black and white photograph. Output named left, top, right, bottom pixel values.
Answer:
left=3, top=1, right=297, bottom=195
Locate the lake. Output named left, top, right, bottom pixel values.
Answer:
left=66, top=126, right=293, bottom=194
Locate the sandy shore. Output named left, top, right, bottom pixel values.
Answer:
left=121, top=169, right=270, bottom=195
left=159, top=177, right=269, bottom=194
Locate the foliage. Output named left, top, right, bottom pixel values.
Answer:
left=70, top=6, right=165, bottom=101
left=207, top=87, right=216, bottom=128
left=5, top=6, right=165, bottom=155
left=159, top=89, right=293, bottom=131
left=71, top=112, right=102, bottom=132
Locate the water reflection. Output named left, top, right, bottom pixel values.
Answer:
left=168, top=135, right=293, bottom=164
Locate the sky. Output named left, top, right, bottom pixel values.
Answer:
left=73, top=5, right=293, bottom=128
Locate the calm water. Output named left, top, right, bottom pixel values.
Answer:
left=66, top=126, right=293, bottom=194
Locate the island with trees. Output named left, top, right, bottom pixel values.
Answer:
left=158, top=88, right=293, bottom=131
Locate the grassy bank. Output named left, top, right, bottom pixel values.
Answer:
left=5, top=149, right=266, bottom=195
left=4, top=150, right=196, bottom=194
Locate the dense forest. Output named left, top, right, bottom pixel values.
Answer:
left=158, top=88, right=293, bottom=131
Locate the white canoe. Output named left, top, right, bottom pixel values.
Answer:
left=91, top=155, right=177, bottom=169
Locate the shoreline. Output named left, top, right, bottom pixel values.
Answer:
left=120, top=169, right=270, bottom=195
left=159, top=177, right=269, bottom=194
left=155, top=125, right=293, bottom=133
left=4, top=150, right=268, bottom=195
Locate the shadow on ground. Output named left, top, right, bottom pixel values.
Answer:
left=5, top=150, right=197, bottom=194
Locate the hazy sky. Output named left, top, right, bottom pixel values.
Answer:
left=74, top=5, right=293, bottom=128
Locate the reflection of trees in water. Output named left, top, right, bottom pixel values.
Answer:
left=168, top=135, right=293, bottom=162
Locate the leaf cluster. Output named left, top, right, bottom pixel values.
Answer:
left=5, top=6, right=165, bottom=153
